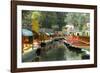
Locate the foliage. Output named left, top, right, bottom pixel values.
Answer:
left=64, top=13, right=90, bottom=31
left=22, top=10, right=90, bottom=32
left=22, top=10, right=32, bottom=29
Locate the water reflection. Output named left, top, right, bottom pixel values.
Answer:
left=22, top=38, right=90, bottom=62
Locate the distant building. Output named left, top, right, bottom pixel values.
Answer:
left=82, top=23, right=90, bottom=36
left=62, top=24, right=74, bottom=35
left=39, top=28, right=54, bottom=41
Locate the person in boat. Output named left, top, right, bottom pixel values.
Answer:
left=35, top=42, right=46, bottom=61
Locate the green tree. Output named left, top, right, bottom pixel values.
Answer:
left=22, top=10, right=32, bottom=29
left=64, top=12, right=90, bottom=31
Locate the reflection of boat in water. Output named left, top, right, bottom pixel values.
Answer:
left=63, top=39, right=90, bottom=60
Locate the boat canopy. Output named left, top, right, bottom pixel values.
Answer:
left=22, top=29, right=33, bottom=36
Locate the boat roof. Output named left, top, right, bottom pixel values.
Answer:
left=22, top=29, right=33, bottom=36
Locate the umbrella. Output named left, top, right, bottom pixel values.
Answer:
left=22, top=29, right=33, bottom=36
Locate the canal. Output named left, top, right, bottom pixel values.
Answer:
left=22, top=38, right=90, bottom=62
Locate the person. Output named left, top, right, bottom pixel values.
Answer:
left=36, top=47, right=41, bottom=56
left=34, top=42, right=46, bottom=61
left=34, top=47, right=42, bottom=61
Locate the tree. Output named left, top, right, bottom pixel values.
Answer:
left=22, top=10, right=32, bottom=29
left=31, top=11, right=41, bottom=33
left=64, top=12, right=90, bottom=31
left=56, top=12, right=66, bottom=30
